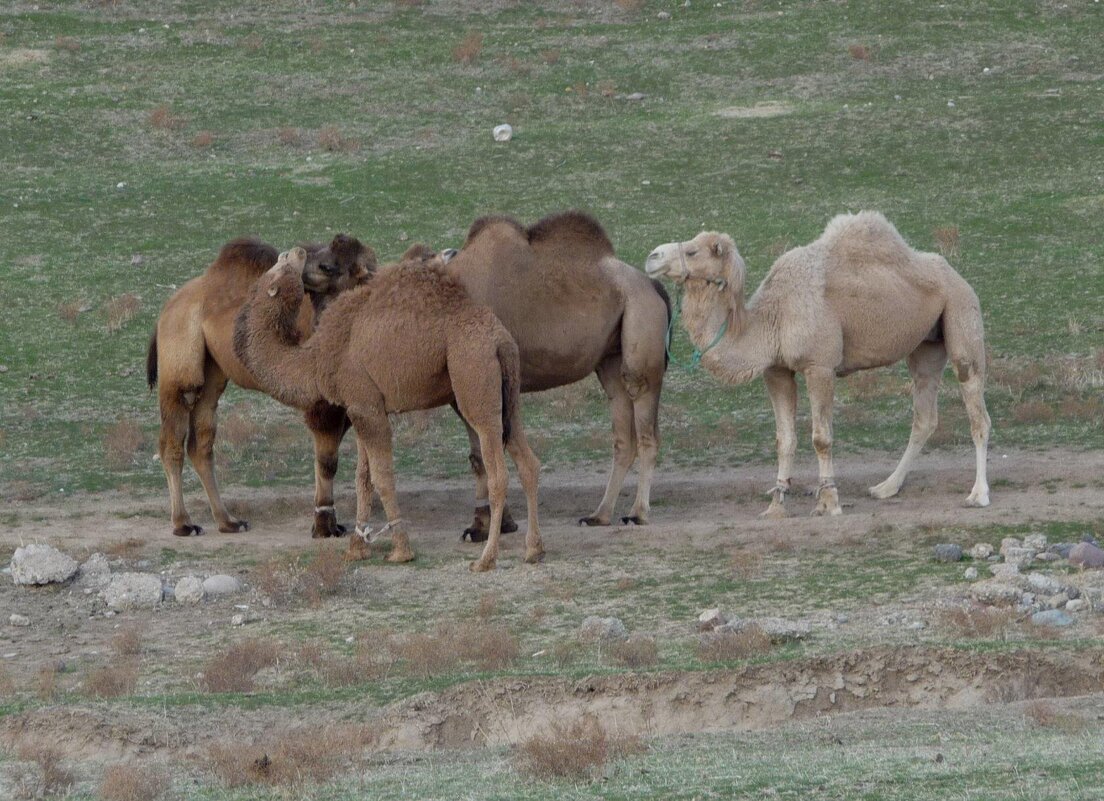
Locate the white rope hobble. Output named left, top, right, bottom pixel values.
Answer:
left=354, top=519, right=403, bottom=543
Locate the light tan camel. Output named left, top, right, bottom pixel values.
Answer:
left=146, top=235, right=376, bottom=538
left=645, top=211, right=991, bottom=516
left=233, top=248, right=543, bottom=571
left=444, top=211, right=671, bottom=538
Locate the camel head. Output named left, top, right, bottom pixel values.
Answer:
left=645, top=232, right=746, bottom=292
left=302, top=234, right=377, bottom=297
left=259, top=247, right=308, bottom=308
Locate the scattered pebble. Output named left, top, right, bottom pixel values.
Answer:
left=969, top=543, right=993, bottom=560
left=697, top=608, right=727, bottom=632
left=130, top=254, right=144, bottom=266
left=493, top=123, right=513, bottom=142
left=1030, top=609, right=1073, bottom=628
left=0, top=365, right=8, bottom=373
left=101, top=573, right=163, bottom=610
left=657, top=10, right=671, bottom=19
left=1024, top=533, right=1048, bottom=551
left=964, top=567, right=978, bottom=580
left=1066, top=598, right=1089, bottom=613
left=9, top=614, right=30, bottom=627
left=934, top=544, right=963, bottom=562
left=231, top=614, right=245, bottom=626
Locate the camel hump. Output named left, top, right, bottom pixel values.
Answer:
left=527, top=210, right=614, bottom=256
left=464, top=215, right=527, bottom=247
left=818, top=211, right=914, bottom=267
left=209, top=237, right=279, bottom=276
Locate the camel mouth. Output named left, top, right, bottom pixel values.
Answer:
left=644, top=247, right=674, bottom=279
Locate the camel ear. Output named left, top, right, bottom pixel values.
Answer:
left=287, top=247, right=307, bottom=269
left=711, top=238, right=728, bottom=259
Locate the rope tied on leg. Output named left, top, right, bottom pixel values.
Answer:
left=354, top=518, right=403, bottom=543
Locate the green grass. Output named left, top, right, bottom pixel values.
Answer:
left=2, top=0, right=1103, bottom=498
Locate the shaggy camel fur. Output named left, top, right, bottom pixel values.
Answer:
left=233, top=248, right=543, bottom=571
left=646, top=211, right=991, bottom=516
left=146, top=235, right=376, bottom=537
left=444, top=211, right=670, bottom=537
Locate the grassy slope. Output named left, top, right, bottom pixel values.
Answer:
left=1, top=0, right=1102, bottom=497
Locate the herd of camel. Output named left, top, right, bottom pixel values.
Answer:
left=146, top=210, right=992, bottom=570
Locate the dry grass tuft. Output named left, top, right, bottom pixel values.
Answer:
left=1024, top=699, right=1087, bottom=732
left=191, top=130, right=214, bottom=148
left=54, top=35, right=81, bottom=52
left=254, top=547, right=346, bottom=607
left=1012, top=400, right=1055, bottom=424
left=476, top=592, right=499, bottom=620
left=277, top=126, right=303, bottom=146
left=11, top=741, right=75, bottom=799
left=540, top=48, right=561, bottom=65
left=730, top=549, right=764, bottom=580
left=452, top=32, right=483, bottom=65
left=58, top=298, right=85, bottom=323
left=317, top=125, right=359, bottom=152
left=104, top=292, right=140, bottom=333
left=104, top=536, right=146, bottom=558
left=990, top=359, right=1044, bottom=402
left=207, top=725, right=373, bottom=788
left=240, top=32, right=263, bottom=51
left=847, top=43, right=870, bottom=60
left=516, top=716, right=644, bottom=781
left=84, top=660, right=138, bottom=699
left=933, top=225, right=960, bottom=258
left=696, top=625, right=772, bottom=662
left=392, top=622, right=518, bottom=677
left=148, top=104, right=186, bottom=130
left=99, top=763, right=169, bottom=801
left=615, top=576, right=637, bottom=591
left=112, top=625, right=143, bottom=657
left=939, top=605, right=1016, bottom=638
left=551, top=639, right=582, bottom=667
left=613, top=0, right=644, bottom=10
left=202, top=638, right=282, bottom=693
left=35, top=662, right=60, bottom=701
left=608, top=636, right=659, bottom=668
left=0, top=665, right=14, bottom=696
left=104, top=418, right=146, bottom=469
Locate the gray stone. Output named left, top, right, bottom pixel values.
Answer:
left=11, top=544, right=79, bottom=585
left=1066, top=598, right=1089, bottom=613
left=230, top=614, right=245, bottom=626
left=969, top=543, right=994, bottom=560
left=1069, top=542, right=1104, bottom=569
left=697, top=608, right=727, bottom=632
left=1026, top=572, right=1065, bottom=595
left=1024, top=533, right=1048, bottom=551
left=175, top=576, right=205, bottom=605
left=1003, top=547, right=1037, bottom=568
left=1030, top=609, right=1074, bottom=627
left=964, top=567, right=978, bottom=580
left=101, top=573, right=162, bottom=610
left=970, top=580, right=1023, bottom=605
left=1042, top=592, right=1070, bottom=610
left=755, top=617, right=812, bottom=642
left=9, top=614, right=30, bottom=627
left=580, top=616, right=627, bottom=642
left=1048, top=543, right=1076, bottom=559
left=77, top=553, right=111, bottom=588
left=999, top=537, right=1022, bottom=557
left=1035, top=552, right=1061, bottom=563
left=933, top=544, right=963, bottom=562
left=989, top=563, right=1022, bottom=581
left=202, top=574, right=243, bottom=596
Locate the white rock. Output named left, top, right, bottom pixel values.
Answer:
left=9, top=614, right=30, bottom=627
left=231, top=614, right=245, bottom=626
left=657, top=10, right=671, bottom=19
left=970, top=580, right=1022, bottom=605
left=579, top=616, right=627, bottom=642
left=697, top=608, right=727, bottom=631
left=999, top=537, right=1022, bottom=557
left=174, top=576, right=205, bottom=605
left=1027, top=572, right=1064, bottom=595
left=101, top=573, right=163, bottom=610
left=11, top=543, right=79, bottom=585
left=969, top=543, right=994, bottom=560
left=492, top=124, right=513, bottom=142
left=989, top=563, right=1021, bottom=580
left=202, top=575, right=242, bottom=596
left=964, top=567, right=978, bottom=580
left=1024, top=533, right=1048, bottom=551
left=756, top=617, right=812, bottom=642
left=78, top=553, right=111, bottom=588
left=1003, top=547, right=1037, bottom=568
left=1066, top=598, right=1089, bottom=613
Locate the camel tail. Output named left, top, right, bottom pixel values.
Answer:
left=146, top=329, right=158, bottom=389
left=649, top=278, right=672, bottom=370
left=496, top=340, right=522, bottom=446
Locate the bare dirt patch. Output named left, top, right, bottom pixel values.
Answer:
left=715, top=101, right=794, bottom=119
left=0, top=49, right=51, bottom=68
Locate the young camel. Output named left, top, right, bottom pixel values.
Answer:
left=645, top=211, right=991, bottom=516
left=233, top=248, right=543, bottom=571
left=147, top=235, right=375, bottom=538
left=443, top=211, right=671, bottom=538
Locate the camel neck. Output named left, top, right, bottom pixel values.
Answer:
left=237, top=295, right=321, bottom=410
left=680, top=282, right=769, bottom=384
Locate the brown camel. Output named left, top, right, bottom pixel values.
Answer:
left=146, top=234, right=376, bottom=537
left=233, top=248, right=544, bottom=571
left=645, top=211, right=991, bottom=516
left=443, top=211, right=671, bottom=538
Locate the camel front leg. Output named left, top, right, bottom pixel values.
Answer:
left=958, top=369, right=992, bottom=507
left=871, top=343, right=946, bottom=500
left=350, top=410, right=414, bottom=564
left=188, top=371, right=247, bottom=533
left=305, top=402, right=350, bottom=538
left=470, top=429, right=508, bottom=572
left=761, top=367, right=798, bottom=518
left=805, top=367, right=842, bottom=516
left=345, top=437, right=375, bottom=562
left=455, top=403, right=517, bottom=542
left=506, top=428, right=544, bottom=564
left=624, top=385, right=661, bottom=525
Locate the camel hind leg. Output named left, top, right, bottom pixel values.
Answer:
left=158, top=387, right=201, bottom=537
left=455, top=404, right=518, bottom=542
left=187, top=361, right=248, bottom=533
left=944, top=295, right=992, bottom=507
left=870, top=341, right=947, bottom=500
left=305, top=402, right=351, bottom=539
left=348, top=406, right=414, bottom=563
left=805, top=366, right=842, bottom=516
left=581, top=356, right=637, bottom=526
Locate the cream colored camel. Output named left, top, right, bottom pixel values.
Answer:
left=444, top=211, right=671, bottom=538
left=233, top=248, right=543, bottom=571
left=646, top=211, right=991, bottom=516
left=146, top=235, right=376, bottom=538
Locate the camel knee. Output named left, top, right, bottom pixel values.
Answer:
left=812, top=432, right=832, bottom=456
left=619, top=369, right=649, bottom=400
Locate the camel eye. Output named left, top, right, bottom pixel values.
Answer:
left=320, top=262, right=339, bottom=276
left=685, top=249, right=698, bottom=258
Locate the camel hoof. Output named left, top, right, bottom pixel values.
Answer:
left=461, top=527, right=489, bottom=543
left=578, top=516, right=610, bottom=527
left=218, top=520, right=249, bottom=534
left=524, top=549, right=545, bottom=565
left=344, top=540, right=371, bottom=562
left=470, top=559, right=495, bottom=573
left=964, top=494, right=990, bottom=508
left=386, top=549, right=415, bottom=564
left=172, top=524, right=203, bottom=537
left=868, top=482, right=899, bottom=500
left=312, top=513, right=346, bottom=539
left=620, top=515, right=646, bottom=526
left=501, top=518, right=519, bottom=534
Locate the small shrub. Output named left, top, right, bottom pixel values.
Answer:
left=240, top=32, right=262, bottom=51
left=1012, top=401, right=1055, bottom=424
left=104, top=418, right=146, bottom=469
left=112, top=625, right=143, bottom=656
left=847, top=43, right=869, bottom=60
left=939, top=606, right=1015, bottom=638
left=615, top=577, right=637, bottom=591
left=0, top=665, right=14, bottom=696
left=84, top=661, right=138, bottom=699
left=191, top=130, right=214, bottom=148
left=933, top=225, right=960, bottom=258
left=12, top=741, right=74, bottom=799
left=255, top=548, right=345, bottom=607
left=516, top=716, right=644, bottom=781
left=696, top=625, right=772, bottom=662
left=613, top=0, right=644, bottom=10
left=609, top=636, right=658, bottom=668
left=452, top=32, right=483, bottom=65
left=317, top=126, right=358, bottom=152
left=301, top=545, right=346, bottom=606
left=277, top=126, right=302, bottom=146
left=58, top=298, right=84, bottom=323
left=540, top=49, right=560, bottom=65
left=476, top=592, right=498, bottom=620
left=203, top=639, right=281, bottom=693
left=35, top=663, right=59, bottom=701
left=104, top=536, right=146, bottom=558
left=104, top=292, right=140, bottom=333
left=148, top=104, right=185, bottom=130
left=220, top=407, right=260, bottom=447
left=730, top=549, right=763, bottom=580
left=99, top=763, right=168, bottom=801
left=551, top=639, right=582, bottom=668
left=207, top=725, right=372, bottom=788
left=55, top=35, right=81, bottom=52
